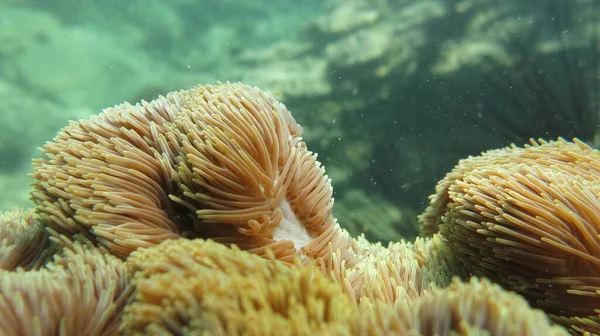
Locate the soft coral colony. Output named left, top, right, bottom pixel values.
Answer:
left=0, top=82, right=598, bottom=335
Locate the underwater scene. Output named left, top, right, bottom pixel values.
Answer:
left=0, top=0, right=599, bottom=335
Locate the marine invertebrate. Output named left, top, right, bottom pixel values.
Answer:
left=319, top=233, right=457, bottom=306
left=30, top=82, right=353, bottom=261
left=24, top=82, right=591, bottom=334
left=165, top=83, right=353, bottom=262
left=419, top=138, right=600, bottom=334
left=410, top=277, right=568, bottom=335
left=0, top=208, right=54, bottom=270
left=0, top=235, right=131, bottom=336
left=122, top=238, right=565, bottom=336
left=355, top=277, right=568, bottom=336
left=121, top=238, right=357, bottom=335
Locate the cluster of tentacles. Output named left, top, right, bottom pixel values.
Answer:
left=1, top=82, right=598, bottom=335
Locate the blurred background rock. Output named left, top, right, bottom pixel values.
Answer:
left=1, top=0, right=598, bottom=244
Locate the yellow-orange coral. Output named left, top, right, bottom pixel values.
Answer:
left=166, top=83, right=353, bottom=262
left=0, top=235, right=131, bottom=336
left=31, top=82, right=353, bottom=261
left=354, top=277, right=568, bottom=336
left=121, top=238, right=567, bottom=336
left=0, top=208, right=54, bottom=270
left=419, top=138, right=600, bottom=334
left=23, top=82, right=594, bottom=335
left=122, top=238, right=357, bottom=335
left=318, top=234, right=458, bottom=305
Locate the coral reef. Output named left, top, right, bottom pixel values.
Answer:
left=318, top=234, right=457, bottom=306
left=0, top=208, right=53, bottom=270
left=385, top=277, right=568, bottom=336
left=30, top=83, right=352, bottom=261
left=230, top=0, right=600, bottom=238
left=420, top=138, right=600, bottom=334
left=3, top=1, right=599, bottom=251
left=0, top=210, right=131, bottom=336
left=3, top=0, right=599, bottom=331
left=3, top=82, right=597, bottom=334
left=121, top=238, right=566, bottom=336
left=122, top=238, right=357, bottom=335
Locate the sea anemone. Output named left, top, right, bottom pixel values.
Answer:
left=355, top=277, right=567, bottom=335
left=26, top=81, right=588, bottom=334
left=0, top=208, right=54, bottom=270
left=419, top=138, right=600, bottom=334
left=165, top=83, right=353, bottom=262
left=30, top=82, right=354, bottom=261
left=121, top=238, right=357, bottom=335
left=121, top=238, right=566, bottom=336
left=318, top=233, right=457, bottom=306
left=0, top=235, right=131, bottom=335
